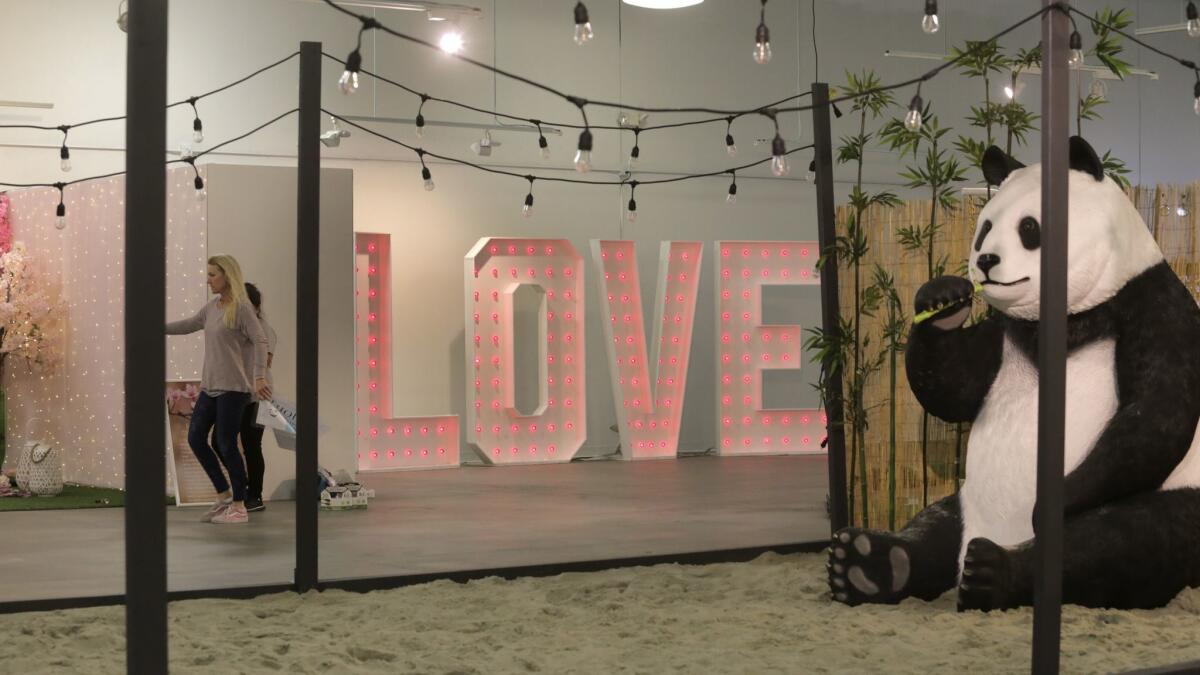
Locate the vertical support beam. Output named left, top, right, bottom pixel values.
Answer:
left=1034, top=2, right=1070, bottom=673
left=124, top=0, right=168, bottom=672
left=811, top=82, right=849, bottom=534
left=295, top=41, right=322, bottom=593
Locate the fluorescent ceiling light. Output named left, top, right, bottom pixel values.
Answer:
left=622, top=0, right=704, bottom=8
left=884, top=49, right=1159, bottom=80
left=323, top=0, right=482, bottom=20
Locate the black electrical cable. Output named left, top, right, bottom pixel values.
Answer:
left=0, top=109, right=298, bottom=189
left=0, top=51, right=300, bottom=132
left=1065, top=5, right=1200, bottom=73
left=322, top=110, right=813, bottom=187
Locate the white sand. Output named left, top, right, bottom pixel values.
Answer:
left=2, top=553, right=1198, bottom=674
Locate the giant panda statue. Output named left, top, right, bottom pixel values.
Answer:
left=827, top=136, right=1200, bottom=611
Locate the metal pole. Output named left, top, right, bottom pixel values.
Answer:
left=1034, top=1, right=1069, bottom=672
left=811, top=82, right=849, bottom=534
left=295, top=41, right=321, bottom=592
left=124, top=0, right=168, bottom=672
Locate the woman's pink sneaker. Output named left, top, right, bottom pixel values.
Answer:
left=211, top=504, right=248, bottom=524
left=201, top=499, right=232, bottom=523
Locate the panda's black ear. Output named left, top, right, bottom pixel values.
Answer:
left=1069, top=136, right=1105, bottom=181
left=981, top=146, right=1025, bottom=186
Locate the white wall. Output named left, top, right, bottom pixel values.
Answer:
left=206, top=164, right=355, bottom=496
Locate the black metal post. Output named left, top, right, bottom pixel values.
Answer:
left=811, top=82, right=849, bottom=534
left=124, top=0, right=168, bottom=672
left=295, top=41, right=321, bottom=592
left=1034, top=1, right=1070, bottom=673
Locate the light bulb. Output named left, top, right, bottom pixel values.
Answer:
left=922, top=0, right=939, bottom=33
left=55, top=216, right=67, bottom=230
left=60, top=146, right=71, bottom=172
left=726, top=134, right=737, bottom=156
left=415, top=114, right=425, bottom=138
left=770, top=134, right=789, bottom=177
left=1003, top=85, right=1015, bottom=100
left=194, top=175, right=206, bottom=201
left=753, top=23, right=771, bottom=65
left=905, top=107, right=923, bottom=132
left=439, top=30, right=464, bottom=54
left=55, top=202, right=66, bottom=230
left=628, top=146, right=640, bottom=168
left=627, top=200, right=638, bottom=222
left=905, top=94, right=924, bottom=132
left=523, top=193, right=534, bottom=218
left=771, top=155, right=790, bottom=177
left=1194, top=82, right=1200, bottom=116
left=806, top=159, right=817, bottom=183
left=1177, top=205, right=1189, bottom=217
left=1068, top=31, right=1083, bottom=69
left=726, top=183, right=737, bottom=205
left=193, top=119, right=204, bottom=144
left=574, top=129, right=593, bottom=173
left=422, top=167, right=435, bottom=191
left=339, top=69, right=359, bottom=95
left=574, top=2, right=594, bottom=45
left=538, top=135, right=550, bottom=159
left=1189, top=2, right=1200, bottom=37
left=60, top=157, right=71, bottom=172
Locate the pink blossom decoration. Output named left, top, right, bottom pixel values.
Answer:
left=0, top=194, right=11, bottom=254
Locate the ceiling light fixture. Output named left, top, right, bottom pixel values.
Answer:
left=470, top=130, right=501, bottom=156
left=621, top=0, right=704, bottom=8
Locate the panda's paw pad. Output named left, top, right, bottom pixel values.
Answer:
left=827, top=528, right=911, bottom=606
left=957, top=537, right=1020, bottom=613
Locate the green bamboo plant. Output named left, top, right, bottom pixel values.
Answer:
left=1077, top=7, right=1134, bottom=188
left=869, top=266, right=905, bottom=530
left=880, top=106, right=967, bottom=507
left=811, top=70, right=899, bottom=528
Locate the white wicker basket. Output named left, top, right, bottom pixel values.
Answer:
left=17, top=441, right=61, bottom=497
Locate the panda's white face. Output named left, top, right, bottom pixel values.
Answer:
left=969, top=163, right=1163, bottom=320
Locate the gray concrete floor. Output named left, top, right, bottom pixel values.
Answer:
left=0, top=455, right=829, bottom=603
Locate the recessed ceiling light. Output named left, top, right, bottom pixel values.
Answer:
left=622, top=0, right=704, bottom=8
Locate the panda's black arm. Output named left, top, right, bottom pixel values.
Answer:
left=904, top=313, right=1005, bottom=423
left=1059, top=264, right=1200, bottom=516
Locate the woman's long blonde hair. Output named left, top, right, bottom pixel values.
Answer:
left=208, top=255, right=248, bottom=328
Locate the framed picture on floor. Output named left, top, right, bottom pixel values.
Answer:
left=165, top=380, right=224, bottom=506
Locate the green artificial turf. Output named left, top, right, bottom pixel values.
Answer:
left=0, top=485, right=130, bottom=511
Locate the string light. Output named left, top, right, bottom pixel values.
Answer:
left=339, top=17, right=379, bottom=95
left=1194, top=77, right=1200, bottom=116
left=767, top=112, right=788, bottom=176
left=574, top=128, right=593, bottom=173
left=418, top=150, right=435, bottom=191
left=58, top=126, right=71, bottom=172
left=724, top=117, right=737, bottom=156
left=905, top=86, right=924, bottom=132
left=184, top=158, right=206, bottom=202
left=522, top=176, right=535, bottom=218
left=573, top=2, right=594, bottom=45
left=415, top=94, right=429, bottom=138
left=188, top=97, right=204, bottom=144
left=753, top=0, right=772, bottom=65
left=1188, top=2, right=1199, bottom=38
left=922, top=0, right=940, bottom=34
left=726, top=172, right=737, bottom=205
left=628, top=128, right=641, bottom=168
left=534, top=121, right=551, bottom=159
left=53, top=182, right=66, bottom=230
left=626, top=181, right=638, bottom=223
left=806, top=159, right=817, bottom=183
left=1068, top=29, right=1084, bottom=69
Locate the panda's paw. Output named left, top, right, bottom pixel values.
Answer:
left=957, top=537, right=1025, bottom=613
left=828, top=528, right=912, bottom=606
left=915, top=276, right=976, bottom=329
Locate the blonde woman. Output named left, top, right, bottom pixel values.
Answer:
left=166, top=255, right=270, bottom=524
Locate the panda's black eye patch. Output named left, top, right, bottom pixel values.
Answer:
left=1018, top=216, right=1041, bottom=250
left=974, top=220, right=992, bottom=252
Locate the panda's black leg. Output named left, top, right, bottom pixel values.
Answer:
left=829, top=493, right=962, bottom=605
left=958, top=488, right=1200, bottom=611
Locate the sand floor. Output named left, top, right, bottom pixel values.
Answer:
left=1, top=552, right=1198, bottom=674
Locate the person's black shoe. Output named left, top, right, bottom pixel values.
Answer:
left=245, top=498, right=266, bottom=513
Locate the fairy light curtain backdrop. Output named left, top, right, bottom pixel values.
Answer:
left=2, top=167, right=206, bottom=489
